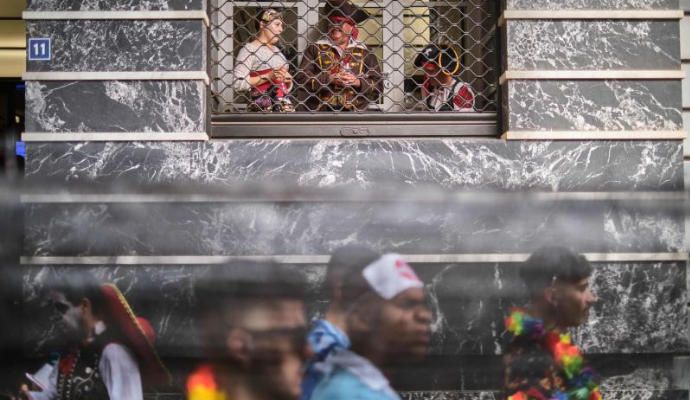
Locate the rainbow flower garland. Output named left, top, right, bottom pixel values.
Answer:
left=505, top=309, right=602, bottom=400
left=187, top=364, right=227, bottom=400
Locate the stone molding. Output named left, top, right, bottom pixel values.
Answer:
left=499, top=9, right=684, bottom=26
left=22, top=71, right=210, bottom=84
left=500, top=70, right=685, bottom=85
left=503, top=130, right=686, bottom=140
left=23, top=10, right=209, bottom=26
left=22, top=132, right=209, bottom=141
left=19, top=253, right=689, bottom=265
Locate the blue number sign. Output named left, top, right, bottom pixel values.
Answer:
left=28, top=38, right=51, bottom=61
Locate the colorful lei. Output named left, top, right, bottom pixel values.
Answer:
left=505, top=309, right=602, bottom=400
left=186, top=364, right=228, bottom=400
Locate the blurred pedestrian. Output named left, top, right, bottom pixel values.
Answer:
left=186, top=261, right=310, bottom=400
left=20, top=270, right=169, bottom=400
left=301, top=244, right=381, bottom=400
left=311, top=253, right=432, bottom=400
left=504, top=247, right=600, bottom=400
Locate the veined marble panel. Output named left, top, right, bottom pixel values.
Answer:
left=26, top=20, right=204, bottom=72
left=21, top=264, right=325, bottom=357
left=573, top=262, right=688, bottom=353
left=515, top=141, right=682, bottom=191
left=427, top=262, right=687, bottom=356
left=507, top=80, right=682, bottom=131
left=506, top=0, right=678, bottom=9
left=23, top=200, right=684, bottom=256
left=21, top=261, right=687, bottom=358
left=507, top=21, right=679, bottom=70
left=25, top=81, right=205, bottom=133
left=24, top=140, right=683, bottom=191
left=27, top=0, right=203, bottom=10
left=401, top=391, right=688, bottom=400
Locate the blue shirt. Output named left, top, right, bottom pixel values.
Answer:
left=310, top=349, right=400, bottom=400
left=301, top=319, right=350, bottom=400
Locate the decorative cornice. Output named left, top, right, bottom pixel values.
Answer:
left=498, top=9, right=684, bottom=26
left=19, top=253, right=688, bottom=265
left=499, top=70, right=685, bottom=85
left=503, top=130, right=686, bottom=140
left=22, top=71, right=210, bottom=85
left=22, top=132, right=209, bottom=142
left=23, top=10, right=209, bottom=26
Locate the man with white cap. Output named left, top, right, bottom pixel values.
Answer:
left=311, top=253, right=432, bottom=400
left=301, top=244, right=381, bottom=400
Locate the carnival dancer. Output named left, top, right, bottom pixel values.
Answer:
left=414, top=44, right=475, bottom=112
left=504, top=247, right=600, bottom=400
left=234, top=8, right=295, bottom=112
left=296, top=0, right=382, bottom=111
left=186, top=261, right=310, bottom=400
left=21, top=270, right=169, bottom=400
left=301, top=245, right=381, bottom=400
left=311, top=253, right=432, bottom=400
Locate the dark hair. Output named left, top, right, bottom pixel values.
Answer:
left=256, top=8, right=282, bottom=30
left=47, top=268, right=107, bottom=317
left=519, top=246, right=593, bottom=298
left=194, top=260, right=306, bottom=319
left=326, top=244, right=381, bottom=307
left=193, top=261, right=306, bottom=358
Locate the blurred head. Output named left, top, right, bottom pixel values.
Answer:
left=325, top=244, right=381, bottom=307
left=258, top=9, right=284, bottom=45
left=194, top=261, right=309, bottom=400
left=45, top=269, right=106, bottom=342
left=519, top=247, right=598, bottom=327
left=342, top=254, right=432, bottom=364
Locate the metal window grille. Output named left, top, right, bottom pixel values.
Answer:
left=210, top=0, right=498, bottom=134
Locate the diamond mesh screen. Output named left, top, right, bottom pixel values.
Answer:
left=210, top=0, right=498, bottom=114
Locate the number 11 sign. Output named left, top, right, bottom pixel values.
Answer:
left=28, top=38, right=51, bottom=61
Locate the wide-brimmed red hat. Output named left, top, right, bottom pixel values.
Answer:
left=100, top=284, right=171, bottom=387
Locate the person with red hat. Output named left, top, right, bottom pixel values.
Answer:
left=234, top=8, right=295, bottom=112
left=296, top=0, right=382, bottom=112
left=20, top=270, right=169, bottom=400
left=414, top=44, right=475, bottom=112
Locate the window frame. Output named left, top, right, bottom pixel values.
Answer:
left=208, top=0, right=501, bottom=138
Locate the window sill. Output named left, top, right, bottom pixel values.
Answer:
left=210, top=112, right=498, bottom=137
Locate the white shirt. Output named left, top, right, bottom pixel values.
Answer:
left=29, top=324, right=143, bottom=400
left=425, top=78, right=475, bottom=112
left=234, top=41, right=290, bottom=92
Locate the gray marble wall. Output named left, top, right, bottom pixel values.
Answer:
left=24, top=3, right=208, bottom=136
left=24, top=140, right=684, bottom=191
left=501, top=6, right=684, bottom=137
left=20, top=260, right=687, bottom=356
left=505, top=0, right=678, bottom=9
left=506, top=21, right=680, bottom=70
left=19, top=260, right=687, bottom=392
left=27, top=0, right=204, bottom=11
left=25, top=81, right=206, bottom=133
left=15, top=0, right=689, bottom=397
left=21, top=199, right=685, bottom=256
left=506, top=80, right=683, bottom=132
left=26, top=20, right=205, bottom=72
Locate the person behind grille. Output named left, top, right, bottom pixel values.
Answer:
left=414, top=44, right=475, bottom=112
left=234, top=8, right=295, bottom=112
left=295, top=0, right=382, bottom=112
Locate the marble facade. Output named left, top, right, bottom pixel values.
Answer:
left=16, top=0, right=689, bottom=398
